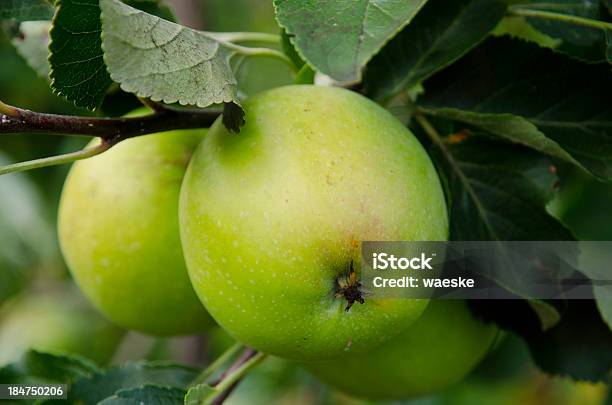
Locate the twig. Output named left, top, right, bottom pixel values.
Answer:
left=0, top=101, right=220, bottom=139
left=0, top=100, right=221, bottom=175
left=508, top=6, right=612, bottom=31
left=0, top=141, right=112, bottom=176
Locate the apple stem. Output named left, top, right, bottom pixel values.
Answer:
left=194, top=342, right=245, bottom=385
left=0, top=140, right=113, bottom=176
left=207, top=348, right=267, bottom=404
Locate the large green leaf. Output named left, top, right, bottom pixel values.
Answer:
left=49, top=0, right=175, bottom=110
left=0, top=0, right=53, bottom=21
left=101, top=0, right=238, bottom=108
left=419, top=36, right=612, bottom=180
left=364, top=0, right=506, bottom=101
left=426, top=133, right=573, bottom=241
left=100, top=0, right=245, bottom=130
left=424, top=128, right=574, bottom=343
left=274, top=0, right=429, bottom=83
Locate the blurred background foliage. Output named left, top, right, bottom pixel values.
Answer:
left=0, top=0, right=610, bottom=404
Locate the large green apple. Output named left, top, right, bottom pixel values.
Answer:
left=0, top=287, right=124, bottom=365
left=305, top=300, right=499, bottom=400
left=58, top=116, right=214, bottom=336
left=180, top=85, right=448, bottom=360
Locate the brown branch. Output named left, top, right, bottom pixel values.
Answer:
left=0, top=102, right=221, bottom=140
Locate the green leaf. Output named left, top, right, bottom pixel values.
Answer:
left=424, top=129, right=572, bottom=327
left=518, top=0, right=611, bottom=63
left=49, top=0, right=113, bottom=109
left=427, top=133, right=573, bottom=241
left=48, top=0, right=176, bottom=110
left=69, top=362, right=198, bottom=404
left=528, top=300, right=612, bottom=381
left=419, top=36, right=612, bottom=180
left=184, top=384, right=215, bottom=405
left=0, top=351, right=100, bottom=384
left=364, top=0, right=506, bottom=101
left=11, top=21, right=51, bottom=78
left=0, top=0, right=53, bottom=22
left=98, top=385, right=185, bottom=405
left=274, top=0, right=429, bottom=83
left=469, top=299, right=612, bottom=381
left=100, top=0, right=241, bottom=112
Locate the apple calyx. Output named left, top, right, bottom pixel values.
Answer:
left=335, top=260, right=365, bottom=312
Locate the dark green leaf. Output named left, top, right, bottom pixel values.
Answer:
left=49, top=0, right=176, bottom=110
left=420, top=36, right=612, bottom=180
left=49, top=0, right=113, bottom=109
left=69, top=362, right=198, bottom=404
left=424, top=130, right=573, bottom=329
left=0, top=0, right=53, bottom=22
left=98, top=385, right=185, bottom=405
left=184, top=384, right=216, bottom=405
left=364, top=0, right=506, bottom=101
left=528, top=300, right=612, bottom=381
left=518, top=0, right=611, bottom=63
left=274, top=0, right=429, bottom=83
left=469, top=299, right=612, bottom=381
left=427, top=133, right=573, bottom=241
left=0, top=351, right=99, bottom=384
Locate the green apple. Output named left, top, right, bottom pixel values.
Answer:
left=0, top=287, right=124, bottom=365
left=58, top=115, right=214, bottom=336
left=180, top=85, right=448, bottom=360
left=305, top=300, right=499, bottom=400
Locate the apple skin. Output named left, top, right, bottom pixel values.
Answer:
left=305, top=300, right=499, bottom=400
left=0, top=287, right=124, bottom=365
left=58, top=118, right=214, bottom=336
left=180, top=85, right=448, bottom=361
